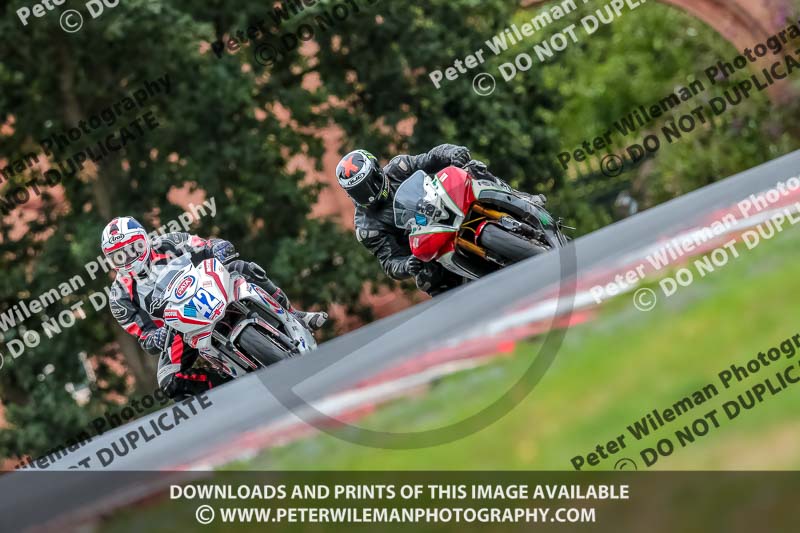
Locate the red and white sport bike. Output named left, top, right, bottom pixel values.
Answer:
left=150, top=255, right=317, bottom=378
left=393, top=163, right=569, bottom=280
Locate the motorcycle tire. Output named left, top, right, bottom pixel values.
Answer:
left=237, top=325, right=289, bottom=367
left=479, top=223, right=549, bottom=263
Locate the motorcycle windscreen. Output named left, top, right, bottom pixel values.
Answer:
left=393, top=170, right=441, bottom=230
left=152, top=254, right=192, bottom=301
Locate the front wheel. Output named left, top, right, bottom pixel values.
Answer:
left=237, top=326, right=289, bottom=368
left=478, top=223, right=548, bottom=264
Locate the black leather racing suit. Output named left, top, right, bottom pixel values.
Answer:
left=354, top=144, right=507, bottom=296
left=109, top=232, right=295, bottom=399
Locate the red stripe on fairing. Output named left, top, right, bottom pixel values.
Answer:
left=234, top=277, right=246, bottom=299
left=205, top=260, right=229, bottom=302
left=177, top=315, right=210, bottom=326
left=151, top=252, right=169, bottom=262
left=170, top=334, right=184, bottom=364
left=191, top=331, right=212, bottom=348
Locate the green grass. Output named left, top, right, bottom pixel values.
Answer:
left=230, top=224, right=800, bottom=471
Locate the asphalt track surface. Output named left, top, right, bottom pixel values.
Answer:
left=3, top=150, right=800, bottom=531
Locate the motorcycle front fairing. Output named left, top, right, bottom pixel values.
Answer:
left=393, top=169, right=468, bottom=262
left=154, top=256, right=316, bottom=378
left=156, top=257, right=231, bottom=341
left=155, top=257, right=238, bottom=374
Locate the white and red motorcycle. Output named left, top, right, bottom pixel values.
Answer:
left=393, top=163, right=569, bottom=280
left=150, top=254, right=317, bottom=378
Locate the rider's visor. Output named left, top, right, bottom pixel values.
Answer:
left=352, top=174, right=388, bottom=208
left=104, top=235, right=148, bottom=268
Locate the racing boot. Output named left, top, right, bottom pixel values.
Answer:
left=266, top=283, right=328, bottom=331
left=291, top=309, right=329, bottom=331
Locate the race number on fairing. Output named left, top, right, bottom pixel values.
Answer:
left=192, top=288, right=222, bottom=319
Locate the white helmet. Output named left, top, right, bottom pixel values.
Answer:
left=101, top=217, right=151, bottom=276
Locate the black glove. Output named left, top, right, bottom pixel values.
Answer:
left=414, top=263, right=442, bottom=293
left=245, top=261, right=268, bottom=281
left=450, top=146, right=471, bottom=168
left=467, top=159, right=489, bottom=175
left=528, top=193, right=547, bottom=206
left=404, top=256, right=424, bottom=277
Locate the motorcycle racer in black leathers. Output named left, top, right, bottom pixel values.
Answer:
left=101, top=217, right=327, bottom=399
left=335, top=144, right=545, bottom=295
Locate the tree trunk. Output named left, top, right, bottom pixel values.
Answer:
left=56, top=47, right=154, bottom=391
left=115, top=330, right=157, bottom=393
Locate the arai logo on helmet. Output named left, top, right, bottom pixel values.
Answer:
left=174, top=275, right=196, bottom=298
left=108, top=233, right=125, bottom=243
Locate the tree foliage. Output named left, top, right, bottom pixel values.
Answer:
left=536, top=2, right=800, bottom=228
left=0, top=0, right=562, bottom=460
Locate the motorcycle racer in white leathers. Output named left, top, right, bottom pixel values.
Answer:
left=101, top=216, right=327, bottom=399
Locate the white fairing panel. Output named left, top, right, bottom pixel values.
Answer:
left=158, top=258, right=317, bottom=377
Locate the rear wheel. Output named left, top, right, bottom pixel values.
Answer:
left=237, top=325, right=288, bottom=367
left=478, top=223, right=548, bottom=264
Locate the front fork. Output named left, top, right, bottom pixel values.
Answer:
left=456, top=204, right=541, bottom=264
